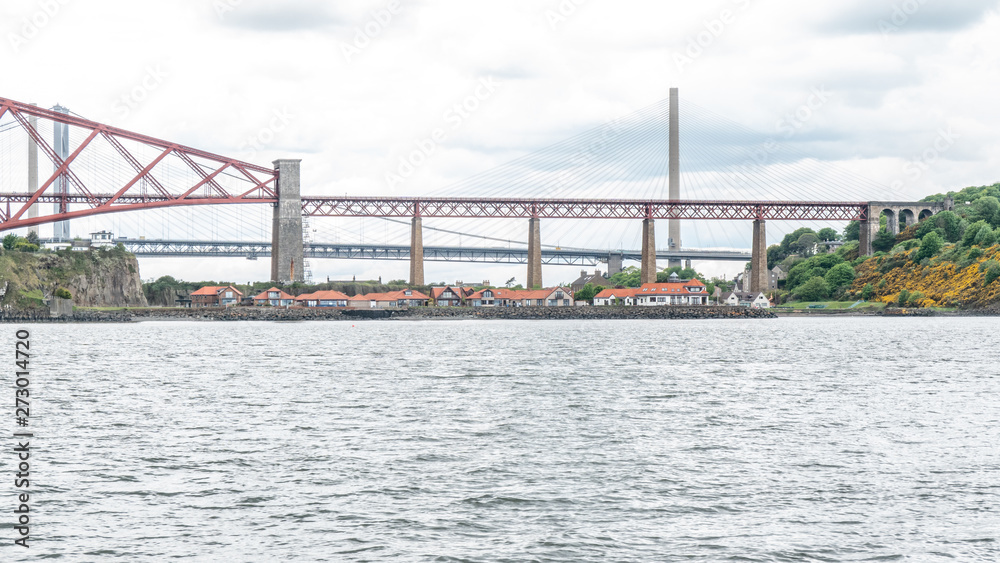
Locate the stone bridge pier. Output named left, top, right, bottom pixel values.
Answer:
left=859, top=199, right=953, bottom=255
left=271, top=159, right=304, bottom=283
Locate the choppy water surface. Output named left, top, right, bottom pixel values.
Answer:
left=9, top=317, right=1000, bottom=561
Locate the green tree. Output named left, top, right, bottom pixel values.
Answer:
left=897, top=289, right=910, bottom=307
left=766, top=244, right=784, bottom=270
left=962, top=220, right=991, bottom=247
left=985, top=264, right=1000, bottom=285
left=872, top=229, right=896, bottom=252
left=824, top=263, right=856, bottom=290
left=861, top=283, right=875, bottom=301
left=974, top=224, right=996, bottom=247
left=914, top=231, right=943, bottom=262
left=793, top=276, right=830, bottom=301
left=12, top=241, right=39, bottom=252
left=969, top=195, right=1000, bottom=227
left=916, top=210, right=962, bottom=243
left=25, top=231, right=40, bottom=246
left=907, top=291, right=925, bottom=307
left=843, top=220, right=861, bottom=241
left=794, top=233, right=821, bottom=257
left=609, top=266, right=642, bottom=288
left=574, top=283, right=599, bottom=303
left=2, top=234, right=20, bottom=250
left=817, top=227, right=839, bottom=242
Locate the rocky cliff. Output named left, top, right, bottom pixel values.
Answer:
left=0, top=247, right=148, bottom=309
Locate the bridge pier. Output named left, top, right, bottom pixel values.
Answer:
left=750, top=219, right=768, bottom=293
left=527, top=217, right=542, bottom=288
left=271, top=159, right=304, bottom=283
left=27, top=110, right=38, bottom=237
left=641, top=218, right=657, bottom=284
left=409, top=217, right=424, bottom=285
left=667, top=87, right=681, bottom=268
left=607, top=252, right=623, bottom=276
left=859, top=212, right=877, bottom=256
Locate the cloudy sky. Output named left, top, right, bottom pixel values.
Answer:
left=3, top=0, right=999, bottom=284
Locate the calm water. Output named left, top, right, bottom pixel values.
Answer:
left=5, top=317, right=999, bottom=561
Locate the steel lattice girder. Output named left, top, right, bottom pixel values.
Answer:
left=114, top=239, right=751, bottom=264
left=0, top=97, right=277, bottom=230
left=300, top=197, right=869, bottom=221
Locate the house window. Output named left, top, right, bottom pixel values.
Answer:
left=226, top=291, right=233, bottom=298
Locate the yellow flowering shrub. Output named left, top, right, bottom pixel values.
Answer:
left=852, top=244, right=1000, bottom=308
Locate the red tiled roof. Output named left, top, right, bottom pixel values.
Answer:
left=594, top=287, right=640, bottom=299
left=253, top=287, right=294, bottom=300
left=467, top=287, right=570, bottom=301
left=351, top=289, right=430, bottom=302
left=190, top=286, right=225, bottom=296
left=191, top=285, right=242, bottom=297
left=635, top=280, right=706, bottom=296
left=430, top=286, right=465, bottom=300
left=312, top=290, right=351, bottom=301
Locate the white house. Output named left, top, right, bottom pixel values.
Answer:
left=633, top=278, right=709, bottom=306
left=721, top=291, right=770, bottom=308
left=593, top=288, right=639, bottom=306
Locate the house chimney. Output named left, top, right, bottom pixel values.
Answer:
left=596, top=269, right=602, bottom=277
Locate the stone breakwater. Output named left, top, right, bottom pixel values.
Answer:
left=0, top=309, right=132, bottom=323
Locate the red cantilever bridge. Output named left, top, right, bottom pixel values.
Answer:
left=0, top=95, right=941, bottom=292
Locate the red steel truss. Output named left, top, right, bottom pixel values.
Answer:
left=0, top=97, right=277, bottom=231
left=301, top=197, right=869, bottom=221
left=1, top=95, right=871, bottom=230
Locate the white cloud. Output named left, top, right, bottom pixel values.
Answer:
left=3, top=0, right=1000, bottom=283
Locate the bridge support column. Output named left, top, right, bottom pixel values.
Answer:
left=641, top=218, right=657, bottom=284
left=27, top=111, right=38, bottom=237
left=750, top=219, right=768, bottom=293
left=667, top=87, right=681, bottom=268
left=527, top=218, right=542, bottom=288
left=271, top=159, right=304, bottom=284
left=607, top=252, right=623, bottom=276
left=409, top=217, right=424, bottom=286
left=859, top=216, right=877, bottom=256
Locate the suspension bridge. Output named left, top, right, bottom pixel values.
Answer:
left=0, top=90, right=949, bottom=292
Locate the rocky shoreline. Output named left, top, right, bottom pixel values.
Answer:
left=1, top=305, right=778, bottom=322
left=9, top=304, right=998, bottom=323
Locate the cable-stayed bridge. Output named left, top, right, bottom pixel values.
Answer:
left=98, top=238, right=750, bottom=266
left=0, top=92, right=948, bottom=292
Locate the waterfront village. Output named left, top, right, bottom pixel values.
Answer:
left=184, top=268, right=775, bottom=310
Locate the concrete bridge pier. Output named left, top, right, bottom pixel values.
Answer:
left=667, top=87, right=681, bottom=268
left=750, top=219, right=768, bottom=293
left=641, top=218, right=657, bottom=284
left=859, top=209, right=877, bottom=256
left=271, top=159, right=304, bottom=283
left=606, top=252, right=623, bottom=276
left=409, top=216, right=424, bottom=285
left=527, top=217, right=542, bottom=288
